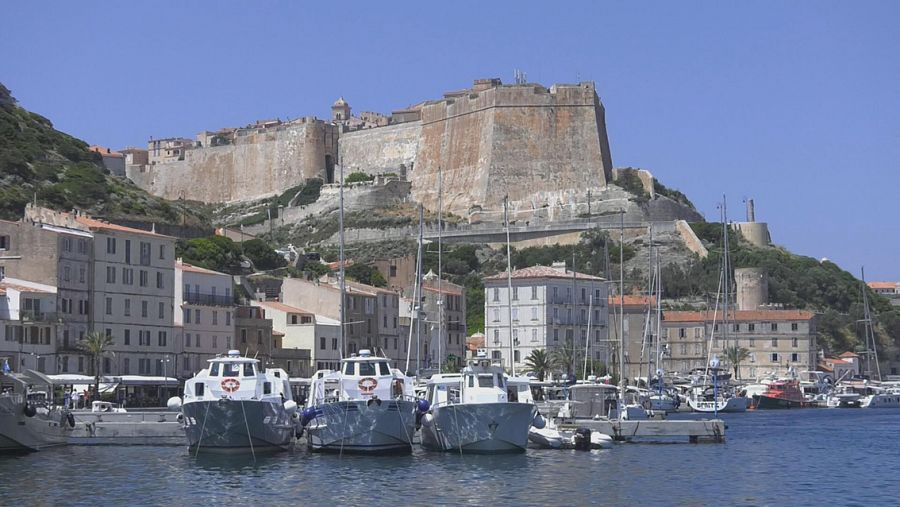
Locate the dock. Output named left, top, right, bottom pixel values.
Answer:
left=557, top=418, right=725, bottom=443
left=68, top=411, right=184, bottom=446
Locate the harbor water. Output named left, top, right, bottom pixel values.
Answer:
left=1, top=409, right=898, bottom=506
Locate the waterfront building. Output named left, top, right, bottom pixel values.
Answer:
left=233, top=304, right=276, bottom=364
left=661, top=310, right=818, bottom=379
left=174, top=260, right=235, bottom=377
left=416, top=271, right=467, bottom=370
left=0, top=278, right=59, bottom=373
left=252, top=300, right=341, bottom=376
left=483, top=262, right=609, bottom=374
left=608, top=295, right=657, bottom=383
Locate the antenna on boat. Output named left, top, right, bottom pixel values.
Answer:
left=437, top=165, right=443, bottom=374
left=618, top=209, right=625, bottom=419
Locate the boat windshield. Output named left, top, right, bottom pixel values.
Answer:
left=210, top=363, right=220, bottom=376
left=342, top=362, right=354, bottom=375
left=243, top=364, right=254, bottom=377
left=359, top=362, right=376, bottom=376
left=478, top=374, right=494, bottom=388
left=378, top=362, right=391, bottom=376
left=223, top=363, right=242, bottom=377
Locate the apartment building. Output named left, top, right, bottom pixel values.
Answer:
left=253, top=300, right=341, bottom=376
left=174, top=260, right=235, bottom=377
left=483, top=262, right=609, bottom=374
left=0, top=278, right=59, bottom=373
left=608, top=295, right=657, bottom=383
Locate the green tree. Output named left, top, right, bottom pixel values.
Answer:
left=345, top=263, right=387, bottom=287
left=344, top=172, right=374, bottom=184
left=723, top=345, right=751, bottom=380
left=550, top=338, right=582, bottom=379
left=243, top=238, right=287, bottom=271
left=523, top=349, right=552, bottom=381
left=176, top=235, right=244, bottom=274
left=78, top=331, right=114, bottom=398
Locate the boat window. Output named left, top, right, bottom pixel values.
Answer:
left=497, top=375, right=505, bottom=388
left=359, top=362, right=376, bottom=376
left=343, top=362, right=355, bottom=375
left=426, top=385, right=435, bottom=403
left=223, top=363, right=241, bottom=377
left=378, top=362, right=391, bottom=376
left=263, top=382, right=272, bottom=395
left=478, top=375, right=494, bottom=388
left=209, top=363, right=219, bottom=376
left=195, top=383, right=204, bottom=397
left=243, top=363, right=254, bottom=377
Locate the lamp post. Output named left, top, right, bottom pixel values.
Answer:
left=159, top=355, right=171, bottom=404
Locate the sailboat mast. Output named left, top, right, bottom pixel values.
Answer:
left=618, top=210, right=626, bottom=414
left=860, top=267, right=881, bottom=380
left=437, top=166, right=443, bottom=373
left=405, top=204, right=424, bottom=373
left=504, top=196, right=516, bottom=376
left=721, top=196, right=729, bottom=357
left=338, top=161, right=346, bottom=360
left=416, top=205, right=424, bottom=376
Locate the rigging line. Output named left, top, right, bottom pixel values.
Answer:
left=193, top=399, right=212, bottom=458
left=239, top=399, right=256, bottom=461
left=451, top=404, right=464, bottom=456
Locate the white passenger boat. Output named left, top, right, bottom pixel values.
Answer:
left=300, top=350, right=419, bottom=454
left=420, top=354, right=540, bottom=453
left=0, top=369, right=74, bottom=452
left=860, top=386, right=900, bottom=409
left=172, top=350, right=297, bottom=453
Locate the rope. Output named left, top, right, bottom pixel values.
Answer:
left=396, top=400, right=413, bottom=450
left=240, top=399, right=256, bottom=461
left=194, top=400, right=212, bottom=458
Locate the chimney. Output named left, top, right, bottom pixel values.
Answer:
left=746, top=199, right=755, bottom=223
left=551, top=261, right=567, bottom=273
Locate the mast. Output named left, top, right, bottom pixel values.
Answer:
left=437, top=166, right=443, bottom=373
left=504, top=196, right=516, bottom=376
left=721, top=196, right=730, bottom=364
left=618, top=210, right=625, bottom=417
left=405, top=204, right=424, bottom=374
left=583, top=292, right=593, bottom=380
left=338, top=160, right=346, bottom=360
left=860, top=267, right=881, bottom=381
left=655, top=249, right=663, bottom=392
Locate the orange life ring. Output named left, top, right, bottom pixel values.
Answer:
left=221, top=378, right=241, bottom=393
left=358, top=377, right=378, bottom=395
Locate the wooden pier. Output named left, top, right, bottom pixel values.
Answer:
left=557, top=418, right=725, bottom=443
left=68, top=411, right=184, bottom=446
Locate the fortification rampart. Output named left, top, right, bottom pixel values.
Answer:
left=408, top=82, right=613, bottom=216
left=338, top=121, right=421, bottom=175
left=128, top=121, right=338, bottom=203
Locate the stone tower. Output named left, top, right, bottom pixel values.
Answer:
left=735, top=267, right=768, bottom=311
left=332, top=97, right=350, bottom=122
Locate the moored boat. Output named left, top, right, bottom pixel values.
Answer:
left=301, top=350, right=418, bottom=454
left=0, top=368, right=74, bottom=452
left=752, top=379, right=808, bottom=409
left=172, top=350, right=297, bottom=454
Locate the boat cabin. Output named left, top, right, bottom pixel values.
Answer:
left=307, top=349, right=410, bottom=405
left=182, top=350, right=292, bottom=403
left=426, top=357, right=531, bottom=407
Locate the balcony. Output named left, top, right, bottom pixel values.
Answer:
left=20, top=311, right=59, bottom=323
left=184, top=293, right=233, bottom=307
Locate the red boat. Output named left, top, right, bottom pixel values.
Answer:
left=752, top=379, right=808, bottom=409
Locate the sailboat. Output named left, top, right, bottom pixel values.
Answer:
left=856, top=268, right=900, bottom=409
left=299, top=163, right=421, bottom=453
left=688, top=197, right=749, bottom=413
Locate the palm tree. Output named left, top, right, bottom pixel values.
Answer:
left=550, top=338, right=582, bottom=380
left=78, top=331, right=114, bottom=398
left=523, top=349, right=552, bottom=381
left=723, top=345, right=751, bottom=380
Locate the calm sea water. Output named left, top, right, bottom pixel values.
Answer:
left=1, top=409, right=898, bottom=506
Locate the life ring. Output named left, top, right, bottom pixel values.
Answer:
left=220, top=378, right=241, bottom=393
left=358, top=377, right=378, bottom=395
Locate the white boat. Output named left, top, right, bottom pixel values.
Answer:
left=0, top=369, right=75, bottom=452
left=860, top=386, right=900, bottom=409
left=528, top=417, right=614, bottom=450
left=301, top=350, right=419, bottom=454
left=420, top=354, right=540, bottom=453
left=687, top=395, right=749, bottom=413
left=172, top=350, right=297, bottom=453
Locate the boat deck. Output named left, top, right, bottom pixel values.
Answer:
left=557, top=418, right=725, bottom=443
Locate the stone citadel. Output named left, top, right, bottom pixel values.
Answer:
left=125, top=78, right=616, bottom=217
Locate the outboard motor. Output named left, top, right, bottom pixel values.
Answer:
left=300, top=407, right=318, bottom=427
left=573, top=427, right=592, bottom=451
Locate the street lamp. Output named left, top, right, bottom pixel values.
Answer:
left=159, top=355, right=171, bottom=404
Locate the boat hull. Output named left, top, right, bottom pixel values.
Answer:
left=421, top=402, right=535, bottom=454
left=305, top=399, right=417, bottom=454
left=753, top=394, right=804, bottom=409
left=0, top=397, right=72, bottom=453
left=861, top=393, right=900, bottom=409
left=181, top=399, right=294, bottom=453
left=688, top=397, right=749, bottom=413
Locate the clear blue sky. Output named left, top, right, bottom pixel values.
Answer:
left=2, top=2, right=898, bottom=279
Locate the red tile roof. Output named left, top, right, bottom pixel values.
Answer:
left=88, top=145, right=124, bottom=158
left=0, top=281, right=54, bottom=294
left=839, top=351, right=859, bottom=358
left=484, top=265, right=604, bottom=282
left=466, top=334, right=485, bottom=351
left=609, top=295, right=657, bottom=307
left=868, top=281, right=897, bottom=290
left=178, top=261, right=227, bottom=276
left=662, top=309, right=815, bottom=323
left=256, top=301, right=313, bottom=315
left=76, top=216, right=172, bottom=238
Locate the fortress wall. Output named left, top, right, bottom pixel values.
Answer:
left=411, top=83, right=613, bottom=216
left=129, top=123, right=334, bottom=203
left=338, top=121, right=421, bottom=175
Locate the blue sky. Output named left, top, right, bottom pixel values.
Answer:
left=2, top=2, right=898, bottom=279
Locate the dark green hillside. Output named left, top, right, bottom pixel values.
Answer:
left=0, top=84, right=203, bottom=225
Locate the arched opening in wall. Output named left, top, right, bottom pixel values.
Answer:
left=325, top=155, right=335, bottom=183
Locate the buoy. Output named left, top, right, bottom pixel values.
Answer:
left=283, top=400, right=298, bottom=414
left=166, top=396, right=183, bottom=411
left=532, top=412, right=546, bottom=429
left=421, top=413, right=434, bottom=427
left=23, top=404, right=36, bottom=418
left=66, top=412, right=76, bottom=428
